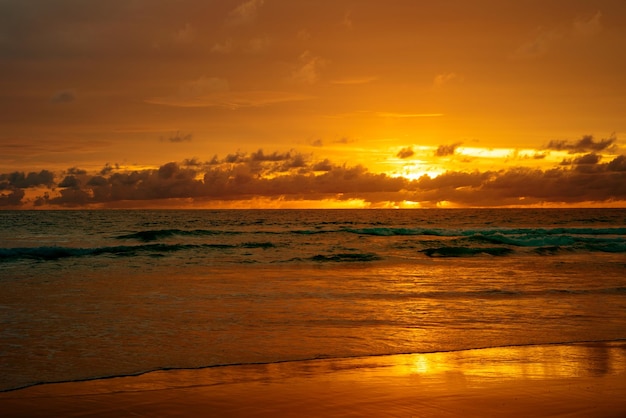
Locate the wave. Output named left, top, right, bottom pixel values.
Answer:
left=309, top=252, right=382, bottom=262
left=344, top=226, right=626, bottom=238
left=116, top=228, right=240, bottom=241
left=114, top=226, right=625, bottom=253
left=0, top=242, right=275, bottom=262
left=421, top=247, right=514, bottom=257
left=291, top=226, right=625, bottom=253
left=345, top=227, right=448, bottom=236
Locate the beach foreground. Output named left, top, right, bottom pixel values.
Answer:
left=1, top=342, right=625, bottom=417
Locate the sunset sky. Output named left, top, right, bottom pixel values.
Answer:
left=1, top=0, right=625, bottom=208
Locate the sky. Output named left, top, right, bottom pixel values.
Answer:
left=1, top=0, right=625, bottom=208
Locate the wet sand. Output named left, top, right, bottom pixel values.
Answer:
left=1, top=341, right=625, bottom=417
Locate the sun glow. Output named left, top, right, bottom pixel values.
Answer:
left=392, top=166, right=445, bottom=181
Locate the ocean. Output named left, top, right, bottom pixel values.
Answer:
left=1, top=208, right=625, bottom=392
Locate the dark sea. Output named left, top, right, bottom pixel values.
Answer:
left=1, top=209, right=625, bottom=392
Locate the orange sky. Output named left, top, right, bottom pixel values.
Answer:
left=1, top=0, right=625, bottom=208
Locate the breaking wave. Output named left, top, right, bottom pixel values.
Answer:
left=0, top=242, right=275, bottom=262
left=421, top=247, right=514, bottom=257
left=116, top=228, right=239, bottom=241
left=308, top=253, right=382, bottom=262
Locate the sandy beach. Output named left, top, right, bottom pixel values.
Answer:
left=1, top=341, right=625, bottom=417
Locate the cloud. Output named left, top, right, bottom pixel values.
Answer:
left=435, top=142, right=462, bottom=157
left=50, top=89, right=77, bottom=103
left=246, top=36, right=271, bottom=53
left=546, top=134, right=616, bottom=153
left=573, top=153, right=601, bottom=165
left=607, top=155, right=626, bottom=172
left=211, top=39, right=234, bottom=53
left=146, top=75, right=312, bottom=108
left=312, top=159, right=332, bottom=171
left=297, top=29, right=312, bottom=41
left=67, top=167, right=87, bottom=175
left=0, top=188, right=25, bottom=207
left=0, top=170, right=54, bottom=188
left=341, top=10, right=353, bottom=30
left=58, top=175, right=80, bottom=188
left=3, top=149, right=626, bottom=208
left=178, top=76, right=229, bottom=99
left=331, top=76, right=378, bottom=85
left=433, top=72, right=460, bottom=88
left=291, top=51, right=326, bottom=85
left=164, top=131, right=193, bottom=143
left=174, top=23, right=195, bottom=43
left=573, top=11, right=602, bottom=38
left=376, top=112, right=443, bottom=118
left=210, top=36, right=270, bottom=54
left=227, top=0, right=264, bottom=25
left=334, top=137, right=354, bottom=145
left=396, top=147, right=414, bottom=159
left=513, top=11, right=603, bottom=60
left=100, top=163, right=119, bottom=176
left=513, top=28, right=563, bottom=60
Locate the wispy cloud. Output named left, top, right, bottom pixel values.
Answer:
left=512, top=11, right=603, bottom=60
left=331, top=76, right=378, bottom=85
left=433, top=72, right=460, bottom=88
left=162, top=131, right=193, bottom=143
left=341, top=10, right=353, bottom=30
left=146, top=90, right=313, bottom=109
left=573, top=11, right=603, bottom=38
left=211, top=39, right=234, bottom=53
left=545, top=134, right=616, bottom=153
left=173, top=23, right=195, bottom=43
left=227, top=0, right=264, bottom=26
left=291, top=51, right=326, bottom=85
left=376, top=112, right=444, bottom=118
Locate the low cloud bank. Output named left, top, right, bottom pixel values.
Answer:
left=2, top=142, right=626, bottom=208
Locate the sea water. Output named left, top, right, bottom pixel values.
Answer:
left=1, top=209, right=625, bottom=391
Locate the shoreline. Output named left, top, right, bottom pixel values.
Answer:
left=3, top=338, right=625, bottom=394
left=1, top=341, right=625, bottom=417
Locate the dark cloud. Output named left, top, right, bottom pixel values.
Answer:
left=396, top=147, right=414, bottom=159
left=0, top=170, right=54, bottom=189
left=182, top=158, right=203, bottom=167
left=435, top=142, right=462, bottom=157
left=2, top=152, right=626, bottom=208
left=561, top=153, right=603, bottom=172
left=58, top=175, right=80, bottom=188
left=573, top=153, right=601, bottom=165
left=100, top=163, right=118, bottom=176
left=86, top=176, right=108, bottom=187
left=250, top=149, right=292, bottom=162
left=312, top=159, right=332, bottom=172
left=67, top=167, right=87, bottom=175
left=164, top=131, right=193, bottom=143
left=607, top=155, right=626, bottom=172
left=0, top=188, right=25, bottom=207
left=546, top=134, right=616, bottom=153
left=410, top=162, right=626, bottom=207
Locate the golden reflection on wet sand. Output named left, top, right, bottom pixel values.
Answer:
left=1, top=342, right=625, bottom=417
